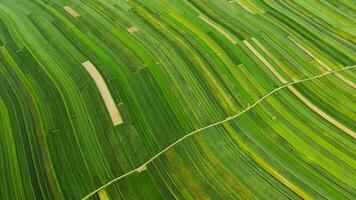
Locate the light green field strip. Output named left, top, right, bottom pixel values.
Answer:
left=198, top=14, right=237, bottom=44
left=82, top=65, right=355, bottom=200
left=222, top=123, right=311, bottom=200
left=243, top=39, right=289, bottom=83
left=287, top=85, right=355, bottom=138
left=287, top=35, right=356, bottom=89
left=261, top=0, right=355, bottom=61
left=82, top=60, right=123, bottom=126
left=97, top=190, right=109, bottom=200
left=243, top=39, right=355, bottom=138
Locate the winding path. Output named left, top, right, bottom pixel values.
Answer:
left=82, top=65, right=355, bottom=200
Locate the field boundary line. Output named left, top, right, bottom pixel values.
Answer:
left=82, top=65, right=355, bottom=200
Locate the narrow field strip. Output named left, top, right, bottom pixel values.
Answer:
left=287, top=85, right=356, bottom=138
left=198, top=15, right=237, bottom=44
left=287, top=36, right=356, bottom=89
left=82, top=65, right=355, bottom=200
left=243, top=40, right=288, bottom=84
left=98, top=190, right=109, bottom=200
left=82, top=61, right=123, bottom=126
left=230, top=0, right=264, bottom=14
left=244, top=39, right=355, bottom=138
left=126, top=26, right=139, bottom=33
left=63, top=6, right=80, bottom=18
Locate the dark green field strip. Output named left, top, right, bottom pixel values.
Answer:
left=0, top=60, right=32, bottom=200
left=0, top=0, right=355, bottom=199
left=0, top=47, right=60, bottom=199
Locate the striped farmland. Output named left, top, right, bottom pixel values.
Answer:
left=0, top=0, right=355, bottom=200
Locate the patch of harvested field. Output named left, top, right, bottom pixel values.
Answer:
left=127, top=26, right=139, bottom=33
left=82, top=61, right=123, bottom=126
left=63, top=6, right=80, bottom=17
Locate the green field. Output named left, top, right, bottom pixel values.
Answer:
left=0, top=0, right=355, bottom=199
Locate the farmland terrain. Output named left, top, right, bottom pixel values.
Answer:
left=0, top=0, right=355, bottom=199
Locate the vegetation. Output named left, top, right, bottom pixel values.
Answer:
left=0, top=0, right=355, bottom=199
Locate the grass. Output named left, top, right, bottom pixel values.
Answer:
left=0, top=0, right=355, bottom=199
